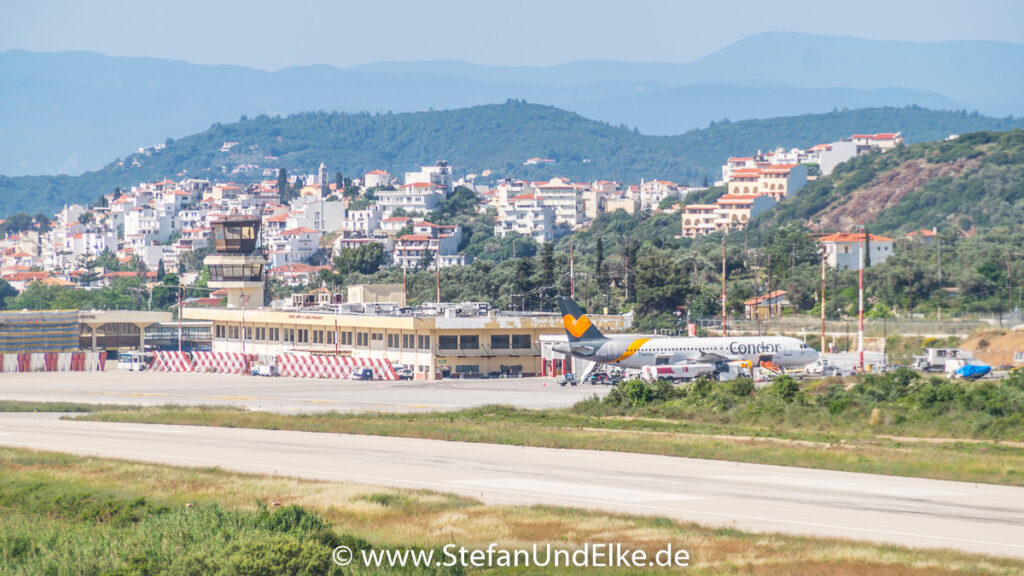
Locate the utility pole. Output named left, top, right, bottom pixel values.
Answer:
left=820, top=246, right=827, bottom=355
left=858, top=225, right=865, bottom=372
left=240, top=293, right=250, bottom=355
left=569, top=239, right=575, bottom=298
left=721, top=233, right=727, bottom=336
left=436, top=259, right=441, bottom=304
left=624, top=240, right=631, bottom=303
left=177, top=285, right=183, bottom=353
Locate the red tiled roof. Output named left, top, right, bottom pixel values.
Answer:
left=102, top=271, right=158, bottom=279
left=761, top=164, right=798, bottom=174
left=744, top=290, right=788, bottom=306
left=190, top=297, right=224, bottom=307
left=2, top=271, right=49, bottom=282
left=280, top=227, right=318, bottom=236
left=716, top=197, right=756, bottom=206
left=271, top=263, right=315, bottom=274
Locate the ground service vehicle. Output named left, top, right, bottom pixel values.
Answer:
left=118, top=352, right=152, bottom=372
left=557, top=373, right=577, bottom=386
left=352, top=367, right=375, bottom=381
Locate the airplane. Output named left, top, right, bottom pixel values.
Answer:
left=552, top=297, right=818, bottom=374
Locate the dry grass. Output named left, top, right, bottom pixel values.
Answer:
left=2, top=447, right=1023, bottom=575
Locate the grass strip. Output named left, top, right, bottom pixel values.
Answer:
left=2, top=446, right=1023, bottom=575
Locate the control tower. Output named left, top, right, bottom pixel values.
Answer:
left=204, top=216, right=266, bottom=308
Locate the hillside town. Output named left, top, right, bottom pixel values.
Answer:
left=0, top=132, right=903, bottom=297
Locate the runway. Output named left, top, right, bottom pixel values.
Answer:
left=0, top=371, right=605, bottom=413
left=2, top=413, right=1023, bottom=559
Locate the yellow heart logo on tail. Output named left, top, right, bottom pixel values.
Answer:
left=562, top=314, right=593, bottom=339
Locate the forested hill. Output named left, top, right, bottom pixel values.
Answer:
left=3, top=101, right=1024, bottom=217
left=750, top=130, right=1024, bottom=235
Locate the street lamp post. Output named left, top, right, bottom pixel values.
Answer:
left=239, top=293, right=251, bottom=354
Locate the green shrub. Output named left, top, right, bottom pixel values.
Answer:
left=768, top=375, right=800, bottom=403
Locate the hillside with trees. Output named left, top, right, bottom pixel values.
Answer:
left=751, top=130, right=1024, bottom=234
left=4, top=102, right=1024, bottom=217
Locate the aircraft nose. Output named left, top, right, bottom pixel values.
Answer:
left=552, top=343, right=571, bottom=355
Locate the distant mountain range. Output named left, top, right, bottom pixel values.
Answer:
left=3, top=102, right=1024, bottom=218
left=2, top=32, right=1023, bottom=176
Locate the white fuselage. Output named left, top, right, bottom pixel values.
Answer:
left=589, top=335, right=818, bottom=370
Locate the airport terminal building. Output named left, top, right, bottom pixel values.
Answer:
left=181, top=218, right=630, bottom=379
left=183, top=298, right=629, bottom=380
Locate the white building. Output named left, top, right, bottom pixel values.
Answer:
left=816, top=141, right=859, bottom=176
left=364, top=169, right=391, bottom=189
left=638, top=180, right=687, bottom=211
left=494, top=194, right=556, bottom=243
left=333, top=235, right=393, bottom=256
left=727, top=164, right=807, bottom=202
left=289, top=196, right=346, bottom=232
left=376, top=183, right=443, bottom=218
left=404, top=161, right=452, bottom=191
left=341, top=205, right=383, bottom=236
left=392, top=222, right=466, bottom=269
left=820, top=233, right=895, bottom=270
left=124, top=206, right=173, bottom=245
left=529, top=178, right=583, bottom=228
left=380, top=216, right=414, bottom=235
left=850, top=133, right=903, bottom=151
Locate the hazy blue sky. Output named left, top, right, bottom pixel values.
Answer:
left=5, top=0, right=1024, bottom=69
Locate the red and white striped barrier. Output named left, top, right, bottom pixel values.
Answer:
left=191, top=352, right=256, bottom=375
left=149, top=351, right=195, bottom=372
left=0, top=351, right=106, bottom=372
left=276, top=354, right=398, bottom=380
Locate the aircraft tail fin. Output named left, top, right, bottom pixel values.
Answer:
left=556, top=297, right=607, bottom=343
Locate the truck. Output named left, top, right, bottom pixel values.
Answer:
left=912, top=348, right=969, bottom=373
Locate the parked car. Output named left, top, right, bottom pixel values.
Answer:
left=556, top=373, right=577, bottom=387
left=352, top=367, right=375, bottom=381
left=395, top=367, right=414, bottom=380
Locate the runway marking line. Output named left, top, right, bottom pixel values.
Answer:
left=711, top=474, right=972, bottom=498
left=202, top=396, right=258, bottom=400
